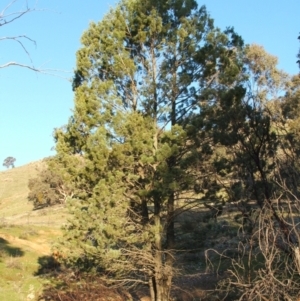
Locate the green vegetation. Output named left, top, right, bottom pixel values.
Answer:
left=53, top=1, right=245, bottom=300
left=0, top=162, right=67, bottom=301
left=0, top=231, right=42, bottom=301
left=0, top=222, right=61, bottom=301
left=49, top=0, right=300, bottom=300
left=1, top=1, right=300, bottom=300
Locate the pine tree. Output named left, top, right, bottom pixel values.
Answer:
left=54, top=1, right=243, bottom=299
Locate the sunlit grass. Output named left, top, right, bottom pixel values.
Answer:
left=0, top=161, right=66, bottom=300
left=0, top=233, right=45, bottom=301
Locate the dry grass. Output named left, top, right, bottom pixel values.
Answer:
left=0, top=161, right=43, bottom=217
left=5, top=256, right=23, bottom=269
left=0, top=160, right=70, bottom=227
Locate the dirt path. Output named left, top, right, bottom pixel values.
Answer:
left=0, top=232, right=51, bottom=255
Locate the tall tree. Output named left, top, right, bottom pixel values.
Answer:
left=54, top=0, right=243, bottom=300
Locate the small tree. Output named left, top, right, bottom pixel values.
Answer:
left=3, top=156, right=16, bottom=168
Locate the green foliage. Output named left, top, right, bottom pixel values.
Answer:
left=0, top=230, right=44, bottom=301
left=54, top=0, right=245, bottom=299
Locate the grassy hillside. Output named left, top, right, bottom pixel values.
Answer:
left=0, top=160, right=69, bottom=227
left=0, top=161, right=42, bottom=220
left=0, top=160, right=68, bottom=301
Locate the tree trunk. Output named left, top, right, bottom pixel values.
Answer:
left=149, top=276, right=156, bottom=301
left=153, top=198, right=163, bottom=301
left=150, top=197, right=173, bottom=301
left=166, top=155, right=175, bottom=265
left=167, top=192, right=175, bottom=252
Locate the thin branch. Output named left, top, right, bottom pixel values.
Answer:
left=0, top=0, right=40, bottom=27
left=0, top=61, right=71, bottom=79
left=0, top=1, right=67, bottom=77
left=0, top=35, right=36, bottom=65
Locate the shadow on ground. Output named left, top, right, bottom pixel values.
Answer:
left=35, top=255, right=61, bottom=275
left=0, top=237, right=24, bottom=257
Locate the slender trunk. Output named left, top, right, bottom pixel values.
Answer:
left=153, top=197, right=162, bottom=301
left=150, top=197, right=172, bottom=301
left=167, top=192, right=175, bottom=252
left=167, top=62, right=177, bottom=252
left=160, top=62, right=178, bottom=300
left=163, top=143, right=176, bottom=300
left=164, top=169, right=175, bottom=300
left=165, top=69, right=177, bottom=284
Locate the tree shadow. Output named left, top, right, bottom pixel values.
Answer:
left=0, top=237, right=24, bottom=257
left=35, top=255, right=61, bottom=275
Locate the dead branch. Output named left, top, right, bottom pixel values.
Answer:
left=0, top=0, right=70, bottom=78
left=0, top=0, right=38, bottom=27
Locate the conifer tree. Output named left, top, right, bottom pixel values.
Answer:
left=54, top=1, right=243, bottom=299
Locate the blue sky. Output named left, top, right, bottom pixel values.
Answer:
left=0, top=0, right=299, bottom=171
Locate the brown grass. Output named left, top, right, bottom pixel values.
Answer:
left=0, top=160, right=70, bottom=227
left=0, top=161, right=44, bottom=217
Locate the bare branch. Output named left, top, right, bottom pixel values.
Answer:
left=0, top=0, right=70, bottom=78
left=0, top=61, right=40, bottom=70
left=0, top=0, right=39, bottom=27
left=0, top=61, right=71, bottom=79
left=0, top=34, right=36, bottom=65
